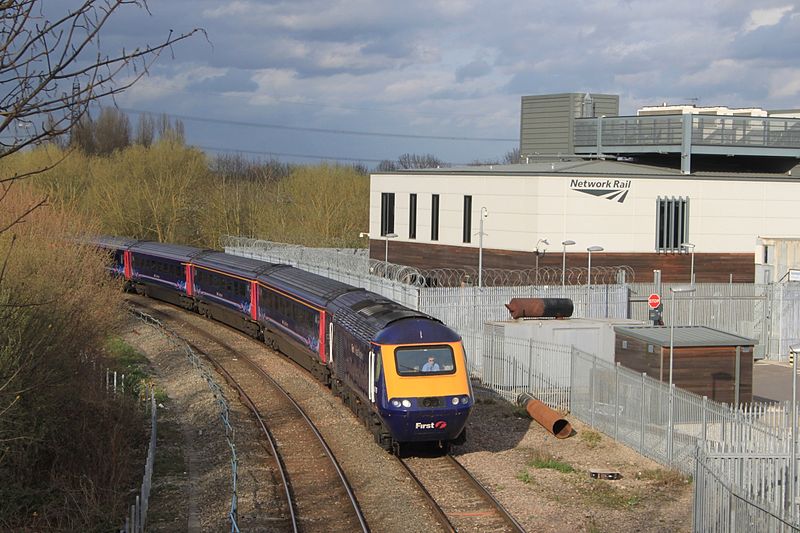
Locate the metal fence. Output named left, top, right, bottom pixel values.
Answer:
left=223, top=237, right=629, bottom=373
left=130, top=308, right=241, bottom=533
left=627, top=282, right=800, bottom=361
left=481, top=325, right=800, bottom=530
left=694, top=444, right=800, bottom=532
left=222, top=238, right=800, bottom=530
left=120, top=388, right=156, bottom=533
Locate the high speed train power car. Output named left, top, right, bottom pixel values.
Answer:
left=93, top=236, right=472, bottom=452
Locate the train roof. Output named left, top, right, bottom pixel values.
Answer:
left=130, top=241, right=206, bottom=262
left=193, top=251, right=276, bottom=279
left=88, top=235, right=140, bottom=250
left=329, top=290, right=438, bottom=340
left=258, top=266, right=359, bottom=308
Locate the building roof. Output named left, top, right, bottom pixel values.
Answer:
left=374, top=158, right=800, bottom=181
left=614, top=325, right=755, bottom=347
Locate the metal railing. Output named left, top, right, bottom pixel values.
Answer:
left=130, top=308, right=241, bottom=532
left=694, top=444, right=800, bottom=532
left=220, top=238, right=800, bottom=530
left=120, top=388, right=156, bottom=533
left=481, top=325, right=800, bottom=530
left=221, top=236, right=633, bottom=287
left=574, top=115, right=800, bottom=150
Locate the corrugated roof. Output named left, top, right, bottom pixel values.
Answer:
left=614, top=325, right=756, bottom=347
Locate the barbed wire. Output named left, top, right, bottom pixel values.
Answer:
left=221, top=235, right=634, bottom=287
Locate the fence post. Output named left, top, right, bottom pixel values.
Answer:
left=615, top=362, right=620, bottom=440
left=667, top=383, right=674, bottom=465
left=590, top=356, right=597, bottom=428
left=528, top=339, right=534, bottom=391
left=702, top=395, right=708, bottom=443
left=640, top=372, right=646, bottom=453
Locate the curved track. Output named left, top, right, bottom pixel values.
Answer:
left=399, top=454, right=526, bottom=533
left=129, top=297, right=368, bottom=533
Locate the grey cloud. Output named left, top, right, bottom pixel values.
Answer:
left=456, top=60, right=491, bottom=83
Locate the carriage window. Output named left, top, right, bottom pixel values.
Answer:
left=394, top=345, right=455, bottom=376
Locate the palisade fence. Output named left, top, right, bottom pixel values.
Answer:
left=222, top=237, right=800, bottom=530
left=483, top=326, right=800, bottom=530
left=119, top=388, right=156, bottom=533
left=628, top=282, right=800, bottom=361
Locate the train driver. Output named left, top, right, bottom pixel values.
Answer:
left=421, top=356, right=440, bottom=372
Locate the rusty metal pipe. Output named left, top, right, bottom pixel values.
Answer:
left=505, top=298, right=573, bottom=319
left=517, top=393, right=573, bottom=439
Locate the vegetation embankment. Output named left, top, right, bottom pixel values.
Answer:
left=0, top=187, right=153, bottom=530
left=3, top=140, right=371, bottom=250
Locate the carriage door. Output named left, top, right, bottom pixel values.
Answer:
left=368, top=349, right=376, bottom=403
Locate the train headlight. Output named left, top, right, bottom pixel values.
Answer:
left=401, top=399, right=412, bottom=408
left=391, top=399, right=401, bottom=407
left=460, top=396, right=470, bottom=404
left=451, top=397, right=460, bottom=405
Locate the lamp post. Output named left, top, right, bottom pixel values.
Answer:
left=561, top=240, right=576, bottom=293
left=667, top=284, right=696, bottom=464
left=681, top=242, right=696, bottom=325
left=586, top=245, right=603, bottom=317
left=478, top=207, right=488, bottom=288
left=383, top=233, right=398, bottom=265
left=681, top=242, right=696, bottom=284
left=535, top=238, right=549, bottom=285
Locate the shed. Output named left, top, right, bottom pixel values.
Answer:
left=613, top=325, right=755, bottom=404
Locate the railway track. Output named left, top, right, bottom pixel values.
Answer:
left=400, top=454, right=526, bottom=533
left=128, top=297, right=368, bottom=533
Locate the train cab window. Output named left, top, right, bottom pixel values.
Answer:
left=394, top=345, right=455, bottom=376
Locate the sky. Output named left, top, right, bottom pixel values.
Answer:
left=86, top=1, right=800, bottom=166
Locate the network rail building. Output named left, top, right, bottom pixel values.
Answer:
left=366, top=93, right=800, bottom=284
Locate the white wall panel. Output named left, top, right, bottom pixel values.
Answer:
left=370, top=170, right=800, bottom=255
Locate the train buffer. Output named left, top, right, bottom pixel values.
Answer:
left=589, top=468, right=621, bottom=480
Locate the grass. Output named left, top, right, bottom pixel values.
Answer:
left=105, top=336, right=152, bottom=396
left=516, top=470, right=534, bottom=484
left=581, top=478, right=643, bottom=509
left=527, top=450, right=575, bottom=473
left=580, top=429, right=603, bottom=449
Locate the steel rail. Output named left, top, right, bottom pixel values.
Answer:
left=128, top=298, right=368, bottom=532
left=398, top=454, right=526, bottom=533
left=196, top=345, right=300, bottom=533
left=231, top=349, right=370, bottom=533
left=444, top=455, right=526, bottom=532
left=395, top=457, right=456, bottom=533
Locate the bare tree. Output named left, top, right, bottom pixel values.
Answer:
left=134, top=112, right=156, bottom=147
left=376, top=159, right=397, bottom=172
left=503, top=147, right=521, bottom=164
left=397, top=153, right=446, bottom=169
left=94, top=107, right=131, bottom=155
left=0, top=0, right=201, bottom=189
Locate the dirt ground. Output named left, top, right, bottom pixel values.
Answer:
left=122, top=314, right=693, bottom=532
left=456, top=390, right=693, bottom=532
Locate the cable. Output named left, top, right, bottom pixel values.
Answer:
left=120, top=107, right=518, bottom=143
left=197, top=145, right=386, bottom=164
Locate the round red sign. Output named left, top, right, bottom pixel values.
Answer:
left=648, top=293, right=661, bottom=309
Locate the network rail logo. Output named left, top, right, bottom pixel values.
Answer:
left=570, top=178, right=632, bottom=203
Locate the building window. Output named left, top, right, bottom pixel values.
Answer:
left=463, top=195, right=472, bottom=243
left=381, top=192, right=395, bottom=236
left=409, top=193, right=417, bottom=239
left=431, top=194, right=440, bottom=241
left=655, top=196, right=689, bottom=252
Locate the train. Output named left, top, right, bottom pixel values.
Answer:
left=93, top=236, right=472, bottom=452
